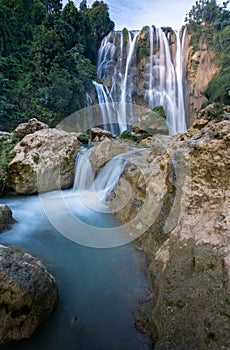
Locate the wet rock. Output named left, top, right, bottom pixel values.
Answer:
left=90, top=138, right=132, bottom=175
left=0, top=204, right=15, bottom=232
left=0, top=245, right=58, bottom=344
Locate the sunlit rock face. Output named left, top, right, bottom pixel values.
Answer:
left=91, top=105, right=230, bottom=349
left=7, top=128, right=80, bottom=194
left=184, top=32, right=219, bottom=127
left=0, top=245, right=58, bottom=344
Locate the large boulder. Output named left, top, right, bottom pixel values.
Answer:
left=0, top=245, right=58, bottom=344
left=14, top=118, right=48, bottom=141
left=0, top=204, right=15, bottom=232
left=90, top=138, right=132, bottom=175
left=7, top=128, right=80, bottom=194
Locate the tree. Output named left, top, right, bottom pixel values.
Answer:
left=88, top=1, right=114, bottom=44
left=80, top=0, right=87, bottom=12
left=41, top=0, right=62, bottom=14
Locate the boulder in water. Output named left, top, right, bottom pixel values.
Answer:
left=14, top=118, right=48, bottom=141
left=0, top=204, right=15, bottom=232
left=7, top=128, right=80, bottom=194
left=0, top=245, right=58, bottom=344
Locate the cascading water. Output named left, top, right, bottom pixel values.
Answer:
left=73, top=147, right=129, bottom=206
left=92, top=26, right=187, bottom=135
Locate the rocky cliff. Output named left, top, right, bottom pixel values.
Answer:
left=184, top=30, right=219, bottom=127
left=92, top=104, right=230, bottom=349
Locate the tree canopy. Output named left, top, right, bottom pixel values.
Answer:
left=0, top=0, right=114, bottom=131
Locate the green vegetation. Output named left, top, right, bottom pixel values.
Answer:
left=0, top=134, right=18, bottom=195
left=122, top=28, right=129, bottom=46
left=137, top=26, right=150, bottom=60
left=185, top=0, right=230, bottom=106
left=0, top=0, right=114, bottom=131
left=152, top=105, right=167, bottom=119
left=120, top=130, right=137, bottom=142
left=77, top=133, right=89, bottom=144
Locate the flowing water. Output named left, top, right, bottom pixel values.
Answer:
left=93, top=27, right=187, bottom=135
left=0, top=149, right=152, bottom=350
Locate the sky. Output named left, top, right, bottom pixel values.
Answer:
left=62, top=0, right=198, bottom=30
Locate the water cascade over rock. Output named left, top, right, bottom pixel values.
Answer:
left=93, top=27, right=187, bottom=135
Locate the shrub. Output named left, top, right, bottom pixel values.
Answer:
left=77, top=133, right=89, bottom=144
left=120, top=130, right=137, bottom=141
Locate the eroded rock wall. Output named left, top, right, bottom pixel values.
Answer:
left=184, top=31, right=218, bottom=127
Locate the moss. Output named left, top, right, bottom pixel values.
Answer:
left=138, top=27, right=150, bottom=60
left=152, top=105, right=167, bottom=119
left=122, top=27, right=129, bottom=46
left=120, top=130, right=137, bottom=142
left=77, top=133, right=89, bottom=144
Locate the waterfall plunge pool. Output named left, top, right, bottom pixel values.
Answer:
left=0, top=188, right=152, bottom=350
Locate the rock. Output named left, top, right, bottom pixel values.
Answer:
left=0, top=245, right=58, bottom=344
left=132, top=110, right=169, bottom=136
left=99, top=112, right=230, bottom=349
left=90, top=127, right=112, bottom=142
left=0, top=204, right=15, bottom=232
left=7, top=128, right=80, bottom=194
left=14, top=118, right=49, bottom=141
left=184, top=32, right=219, bottom=127
left=90, top=138, right=132, bottom=175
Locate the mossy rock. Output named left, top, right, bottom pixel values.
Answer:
left=152, top=105, right=167, bottom=119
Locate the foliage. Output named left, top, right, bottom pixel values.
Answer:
left=152, top=106, right=167, bottom=119
left=0, top=134, right=18, bottom=195
left=204, top=73, right=230, bottom=104
left=137, top=27, right=150, bottom=60
left=122, top=28, right=129, bottom=46
left=120, top=130, right=137, bottom=141
left=77, top=133, right=89, bottom=144
left=0, top=0, right=114, bottom=131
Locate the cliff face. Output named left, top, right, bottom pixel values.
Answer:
left=184, top=31, right=219, bottom=127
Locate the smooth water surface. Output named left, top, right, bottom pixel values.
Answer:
left=0, top=190, right=152, bottom=350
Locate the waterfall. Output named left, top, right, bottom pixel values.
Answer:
left=73, top=148, right=129, bottom=207
left=93, top=26, right=187, bottom=135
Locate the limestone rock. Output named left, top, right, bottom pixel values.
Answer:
left=0, top=204, right=15, bottom=232
left=0, top=245, right=58, bottom=344
left=184, top=32, right=219, bottom=127
left=14, top=118, right=48, bottom=141
left=132, top=109, right=168, bottom=136
left=7, top=128, right=80, bottom=194
left=90, top=138, right=132, bottom=175
left=90, top=127, right=112, bottom=142
left=99, top=112, right=230, bottom=349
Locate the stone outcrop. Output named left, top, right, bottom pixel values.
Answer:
left=184, top=31, right=219, bottom=127
left=90, top=138, right=132, bottom=175
left=7, top=128, right=80, bottom=194
left=0, top=204, right=15, bottom=232
left=0, top=245, right=58, bottom=344
left=90, top=127, right=112, bottom=142
left=92, top=105, right=230, bottom=349
left=14, top=118, right=49, bottom=141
